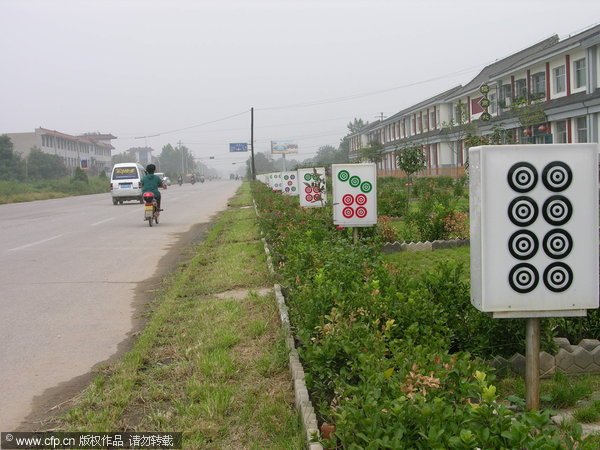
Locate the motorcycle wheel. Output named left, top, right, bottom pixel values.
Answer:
left=148, top=217, right=153, bottom=227
left=154, top=214, right=159, bottom=225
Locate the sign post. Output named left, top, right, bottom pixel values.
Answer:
left=469, top=143, right=599, bottom=410
left=332, top=164, right=377, bottom=242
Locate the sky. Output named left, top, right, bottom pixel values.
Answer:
left=1, top=0, right=600, bottom=174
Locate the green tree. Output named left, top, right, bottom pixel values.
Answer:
left=247, top=152, right=275, bottom=176
left=0, top=135, right=24, bottom=180
left=359, top=141, right=385, bottom=164
left=27, top=147, right=68, bottom=180
left=395, top=144, right=427, bottom=202
left=72, top=166, right=89, bottom=184
left=156, top=143, right=196, bottom=177
left=111, top=152, right=134, bottom=165
left=339, top=118, right=368, bottom=162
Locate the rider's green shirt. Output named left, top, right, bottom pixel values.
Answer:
left=141, top=174, right=162, bottom=197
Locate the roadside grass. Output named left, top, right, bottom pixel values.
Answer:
left=55, top=182, right=304, bottom=449
left=0, top=177, right=108, bottom=204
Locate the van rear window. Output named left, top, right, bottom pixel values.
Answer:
left=113, top=167, right=139, bottom=179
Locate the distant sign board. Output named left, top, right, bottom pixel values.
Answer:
left=281, top=171, right=299, bottom=196
left=229, top=143, right=248, bottom=152
left=332, top=163, right=377, bottom=227
left=470, top=144, right=599, bottom=318
left=271, top=141, right=298, bottom=154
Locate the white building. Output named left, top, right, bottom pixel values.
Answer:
left=349, top=23, right=600, bottom=178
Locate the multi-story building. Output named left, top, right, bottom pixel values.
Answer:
left=349, top=23, right=600, bottom=177
left=5, top=127, right=115, bottom=175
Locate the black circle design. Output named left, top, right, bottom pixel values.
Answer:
left=508, top=196, right=538, bottom=227
left=507, top=162, right=538, bottom=193
left=509, top=263, right=539, bottom=293
left=543, top=229, right=573, bottom=259
left=542, top=161, right=572, bottom=192
left=542, top=195, right=572, bottom=226
left=508, top=230, right=539, bottom=260
left=543, top=262, right=573, bottom=292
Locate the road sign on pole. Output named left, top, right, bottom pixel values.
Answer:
left=229, top=143, right=248, bottom=152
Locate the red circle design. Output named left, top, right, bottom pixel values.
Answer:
left=305, top=186, right=312, bottom=193
left=305, top=194, right=313, bottom=202
left=342, top=207, right=354, bottom=218
left=342, top=194, right=354, bottom=205
left=314, top=194, right=321, bottom=201
left=356, top=207, right=367, bottom=218
left=356, top=194, right=367, bottom=205
left=288, top=181, right=293, bottom=186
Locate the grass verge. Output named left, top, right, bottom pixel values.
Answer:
left=53, top=182, right=304, bottom=449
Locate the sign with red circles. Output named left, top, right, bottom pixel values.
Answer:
left=332, top=163, right=377, bottom=227
left=298, top=168, right=327, bottom=208
left=280, top=171, right=299, bottom=196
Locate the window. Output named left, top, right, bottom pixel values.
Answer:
left=423, top=113, right=429, bottom=131
left=577, top=117, right=587, bottom=142
left=430, top=110, right=436, bottom=129
left=555, top=120, right=567, bottom=143
left=553, top=65, right=566, bottom=94
left=531, top=72, right=546, bottom=99
left=500, top=84, right=512, bottom=101
left=515, top=79, right=527, bottom=101
left=489, top=93, right=497, bottom=114
left=574, top=58, right=586, bottom=89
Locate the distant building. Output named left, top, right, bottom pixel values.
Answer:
left=349, top=23, right=600, bottom=177
left=125, top=147, right=154, bottom=166
left=5, top=127, right=115, bottom=174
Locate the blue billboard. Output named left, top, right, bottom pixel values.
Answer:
left=229, top=143, right=248, bottom=152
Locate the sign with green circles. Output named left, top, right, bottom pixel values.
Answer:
left=332, top=163, right=377, bottom=226
left=281, top=171, right=299, bottom=196
left=298, top=167, right=327, bottom=207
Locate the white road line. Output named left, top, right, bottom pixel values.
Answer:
left=91, top=218, right=116, bottom=227
left=7, top=234, right=65, bottom=252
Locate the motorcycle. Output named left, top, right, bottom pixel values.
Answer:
left=142, top=192, right=160, bottom=227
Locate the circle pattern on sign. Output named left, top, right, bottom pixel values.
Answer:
left=509, top=263, right=539, bottom=293
left=306, top=194, right=313, bottom=202
left=542, top=161, right=572, bottom=192
left=304, top=173, right=312, bottom=181
left=342, top=194, right=354, bottom=205
left=349, top=176, right=361, bottom=188
left=508, top=162, right=538, bottom=193
left=356, top=207, right=367, bottom=218
left=542, top=195, right=572, bottom=226
left=508, top=230, right=539, bottom=260
left=543, top=262, right=573, bottom=292
left=342, top=207, right=354, bottom=218
left=305, top=186, right=312, bottom=194
left=338, top=170, right=350, bottom=182
left=361, top=181, right=373, bottom=193
left=356, top=194, right=367, bottom=206
left=508, top=196, right=538, bottom=226
left=543, top=229, right=573, bottom=259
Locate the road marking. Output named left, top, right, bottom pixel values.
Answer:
left=7, top=234, right=64, bottom=252
left=91, top=218, right=116, bottom=227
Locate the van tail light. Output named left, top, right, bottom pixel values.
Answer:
left=110, top=183, right=113, bottom=191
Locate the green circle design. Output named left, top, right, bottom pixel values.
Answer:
left=338, top=170, right=350, bottom=182
left=304, top=173, right=312, bottom=181
left=361, top=181, right=373, bottom=193
left=349, top=176, right=361, bottom=188
left=312, top=174, right=319, bottom=180
left=291, top=187, right=296, bottom=191
left=284, top=175, right=289, bottom=180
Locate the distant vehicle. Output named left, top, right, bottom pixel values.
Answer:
left=155, top=173, right=169, bottom=189
left=110, top=162, right=146, bottom=205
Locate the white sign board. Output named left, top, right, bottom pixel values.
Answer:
left=268, top=172, right=282, bottom=191
left=281, top=171, right=299, bottom=196
left=469, top=144, right=599, bottom=318
left=298, top=167, right=327, bottom=207
left=332, top=163, right=377, bottom=227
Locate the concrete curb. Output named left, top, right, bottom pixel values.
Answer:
left=254, top=199, right=323, bottom=450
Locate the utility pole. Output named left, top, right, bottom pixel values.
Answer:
left=251, top=107, right=256, bottom=180
left=178, top=140, right=184, bottom=175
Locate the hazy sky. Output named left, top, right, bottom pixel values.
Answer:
left=2, top=0, right=600, bottom=172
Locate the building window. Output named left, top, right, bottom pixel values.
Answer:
left=515, top=79, right=527, bottom=102
left=574, top=58, right=586, bottom=89
left=430, top=110, right=436, bottom=129
left=531, top=72, right=546, bottom=99
left=577, top=117, right=587, bottom=142
left=553, top=65, right=566, bottom=94
left=499, top=84, right=512, bottom=107
left=489, top=93, right=497, bottom=114
left=555, top=120, right=567, bottom=143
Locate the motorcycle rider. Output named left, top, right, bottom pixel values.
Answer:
left=140, top=164, right=164, bottom=210
left=177, top=175, right=183, bottom=186
left=190, top=174, right=196, bottom=184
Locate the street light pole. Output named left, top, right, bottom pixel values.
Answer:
left=251, top=107, right=256, bottom=180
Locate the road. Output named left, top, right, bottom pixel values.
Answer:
left=0, top=180, right=241, bottom=431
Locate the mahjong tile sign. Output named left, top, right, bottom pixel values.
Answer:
left=298, top=167, right=327, bottom=207
left=281, top=171, right=299, bottom=196
left=332, top=163, right=377, bottom=226
left=469, top=144, right=599, bottom=317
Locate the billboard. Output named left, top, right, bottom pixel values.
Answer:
left=469, top=144, right=599, bottom=318
left=271, top=140, right=298, bottom=154
left=332, top=163, right=377, bottom=227
left=229, top=143, right=248, bottom=152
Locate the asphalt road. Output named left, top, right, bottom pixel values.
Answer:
left=0, top=180, right=241, bottom=430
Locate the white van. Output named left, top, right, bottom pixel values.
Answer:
left=110, top=162, right=146, bottom=205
